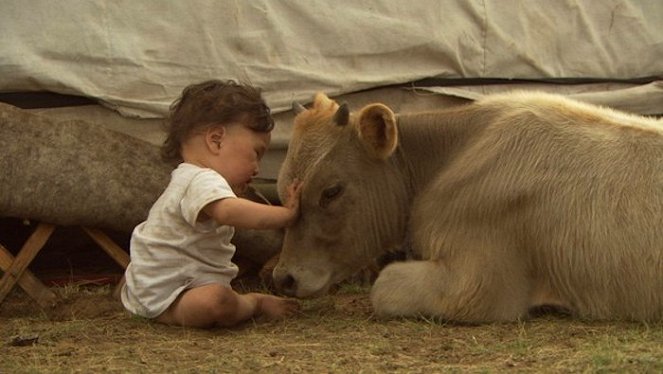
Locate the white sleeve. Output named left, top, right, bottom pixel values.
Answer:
left=180, top=170, right=236, bottom=226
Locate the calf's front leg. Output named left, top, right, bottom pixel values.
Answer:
left=370, top=258, right=530, bottom=323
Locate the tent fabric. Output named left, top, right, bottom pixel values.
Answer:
left=421, top=81, right=663, bottom=115
left=1, top=0, right=662, bottom=118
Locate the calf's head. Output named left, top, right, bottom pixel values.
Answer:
left=273, top=93, right=408, bottom=297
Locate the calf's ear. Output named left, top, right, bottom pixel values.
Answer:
left=357, top=104, right=398, bottom=159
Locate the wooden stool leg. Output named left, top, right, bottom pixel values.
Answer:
left=82, top=227, right=130, bottom=299
left=81, top=227, right=130, bottom=268
left=0, top=244, right=58, bottom=307
left=112, top=276, right=126, bottom=301
left=0, top=223, right=55, bottom=305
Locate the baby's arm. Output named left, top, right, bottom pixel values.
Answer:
left=204, top=180, right=301, bottom=230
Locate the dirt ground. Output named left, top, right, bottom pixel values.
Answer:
left=1, top=280, right=661, bottom=374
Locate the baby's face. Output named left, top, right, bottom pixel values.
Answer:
left=215, top=125, right=271, bottom=194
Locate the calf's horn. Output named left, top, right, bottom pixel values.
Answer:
left=333, top=103, right=350, bottom=126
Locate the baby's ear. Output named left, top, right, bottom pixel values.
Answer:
left=207, top=126, right=226, bottom=151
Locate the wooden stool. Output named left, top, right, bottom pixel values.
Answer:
left=0, top=222, right=129, bottom=307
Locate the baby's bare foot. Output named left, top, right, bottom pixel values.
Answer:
left=258, top=294, right=300, bottom=320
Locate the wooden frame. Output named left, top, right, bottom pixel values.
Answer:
left=0, top=222, right=129, bottom=307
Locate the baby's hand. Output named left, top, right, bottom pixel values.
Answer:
left=284, top=179, right=302, bottom=211
left=257, top=294, right=301, bottom=321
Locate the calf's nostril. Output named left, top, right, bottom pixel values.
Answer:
left=277, top=274, right=297, bottom=297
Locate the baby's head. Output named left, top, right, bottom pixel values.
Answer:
left=162, top=80, right=274, bottom=164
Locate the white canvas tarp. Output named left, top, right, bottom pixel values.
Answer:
left=1, top=0, right=662, bottom=118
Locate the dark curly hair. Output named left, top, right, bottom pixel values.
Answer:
left=161, top=79, right=275, bottom=164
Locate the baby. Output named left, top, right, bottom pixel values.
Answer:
left=121, top=79, right=300, bottom=328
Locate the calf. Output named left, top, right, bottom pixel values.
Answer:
left=273, top=92, right=663, bottom=322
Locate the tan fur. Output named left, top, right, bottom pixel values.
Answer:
left=274, top=91, right=663, bottom=322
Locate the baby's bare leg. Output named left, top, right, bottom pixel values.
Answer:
left=157, top=284, right=258, bottom=328
left=156, top=284, right=299, bottom=328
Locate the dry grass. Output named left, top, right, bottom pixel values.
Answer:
left=1, top=283, right=661, bottom=373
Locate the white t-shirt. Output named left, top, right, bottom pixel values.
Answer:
left=121, top=163, right=239, bottom=318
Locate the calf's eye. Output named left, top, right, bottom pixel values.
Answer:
left=320, top=184, right=344, bottom=207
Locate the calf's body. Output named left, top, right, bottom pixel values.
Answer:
left=274, top=92, right=662, bottom=322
